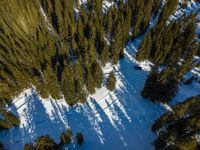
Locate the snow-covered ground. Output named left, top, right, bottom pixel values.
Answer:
left=0, top=1, right=200, bottom=150
left=0, top=38, right=165, bottom=150
left=1, top=33, right=199, bottom=150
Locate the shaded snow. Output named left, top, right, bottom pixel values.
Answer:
left=0, top=52, right=165, bottom=149
left=1, top=37, right=199, bottom=150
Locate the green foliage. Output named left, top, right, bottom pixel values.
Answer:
left=0, top=109, right=20, bottom=130
left=92, top=62, right=103, bottom=88
left=76, top=132, right=84, bottom=145
left=85, top=66, right=96, bottom=94
left=0, top=0, right=161, bottom=106
left=61, top=65, right=76, bottom=105
left=138, top=12, right=198, bottom=102
left=158, top=0, right=178, bottom=24
left=141, top=67, right=179, bottom=102
left=152, top=96, right=200, bottom=150
left=137, top=13, right=198, bottom=66
left=106, top=72, right=116, bottom=91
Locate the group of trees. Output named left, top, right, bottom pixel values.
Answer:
left=0, top=0, right=162, bottom=106
left=141, top=67, right=179, bottom=103
left=137, top=0, right=199, bottom=102
left=24, top=129, right=84, bottom=150
left=60, top=128, right=84, bottom=146
left=152, top=96, right=200, bottom=150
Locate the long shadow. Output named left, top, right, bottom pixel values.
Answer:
left=0, top=91, right=58, bottom=149
left=1, top=49, right=163, bottom=150
left=0, top=43, right=167, bottom=150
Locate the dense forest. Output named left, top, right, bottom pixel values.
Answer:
left=0, top=0, right=162, bottom=134
left=137, top=0, right=199, bottom=103
left=152, top=96, right=200, bottom=150
left=0, top=0, right=161, bottom=107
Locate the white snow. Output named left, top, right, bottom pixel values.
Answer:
left=125, top=47, right=154, bottom=72
left=191, top=67, right=200, bottom=76
left=102, top=1, right=115, bottom=13
left=78, top=0, right=87, bottom=6
left=196, top=133, right=200, bottom=143
left=160, top=103, right=173, bottom=112
left=39, top=6, right=54, bottom=34
left=76, top=0, right=124, bottom=14
left=104, top=36, right=111, bottom=45
left=40, top=97, right=69, bottom=128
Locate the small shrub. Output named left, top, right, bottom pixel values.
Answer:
left=60, top=129, right=73, bottom=145
left=76, top=132, right=84, bottom=145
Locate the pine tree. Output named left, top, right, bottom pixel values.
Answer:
left=92, top=62, right=103, bottom=88
left=152, top=96, right=200, bottom=150
left=142, top=66, right=179, bottom=102
left=85, top=67, right=96, bottom=94
left=61, top=64, right=76, bottom=106
left=76, top=132, right=84, bottom=145
left=106, top=72, right=116, bottom=91
left=74, top=61, right=87, bottom=103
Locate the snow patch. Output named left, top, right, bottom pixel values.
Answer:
left=167, top=0, right=200, bottom=24
left=39, top=6, right=54, bottom=34
left=103, top=1, right=115, bottom=13
left=160, top=103, right=173, bottom=112
left=196, top=133, right=200, bottom=143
